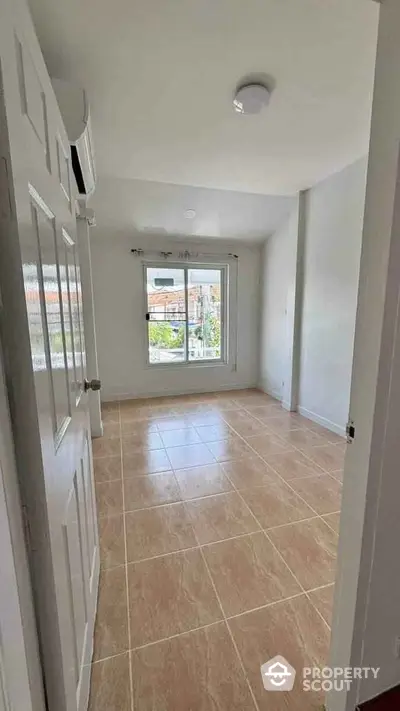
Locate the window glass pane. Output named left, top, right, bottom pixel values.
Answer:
left=146, top=267, right=186, bottom=363
left=188, top=269, right=222, bottom=361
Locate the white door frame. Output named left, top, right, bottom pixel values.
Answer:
left=328, top=0, right=400, bottom=708
left=76, top=200, right=102, bottom=438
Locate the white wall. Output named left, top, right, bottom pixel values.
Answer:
left=259, top=200, right=300, bottom=403
left=91, top=232, right=261, bottom=400
left=298, top=157, right=368, bottom=433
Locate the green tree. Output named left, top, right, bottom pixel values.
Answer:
left=148, top=322, right=184, bottom=349
left=194, top=314, right=220, bottom=352
left=207, top=314, right=221, bottom=349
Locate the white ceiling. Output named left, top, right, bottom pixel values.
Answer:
left=91, top=177, right=295, bottom=243
left=29, top=0, right=378, bottom=196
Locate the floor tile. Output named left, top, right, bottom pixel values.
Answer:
left=206, top=437, right=253, bottom=462
left=128, top=549, right=222, bottom=647
left=204, top=532, right=301, bottom=616
left=264, top=449, right=323, bottom=481
left=221, top=455, right=280, bottom=489
left=101, top=405, right=119, bottom=424
left=282, top=427, right=328, bottom=449
left=188, top=412, right=226, bottom=427
left=211, top=398, right=240, bottom=411
left=268, top=518, right=338, bottom=590
left=92, top=436, right=121, bottom=459
left=185, top=492, right=260, bottom=544
left=124, top=473, right=181, bottom=511
left=91, top=395, right=342, bottom=711
left=235, top=394, right=273, bottom=407
left=195, top=422, right=234, bottom=442
left=166, top=443, right=216, bottom=470
left=102, top=404, right=120, bottom=417
left=95, top=480, right=123, bottom=518
left=260, top=414, right=308, bottom=434
left=308, top=584, right=335, bottom=627
left=223, top=411, right=259, bottom=428
left=229, top=417, right=269, bottom=438
left=156, top=416, right=193, bottom=431
left=242, top=404, right=283, bottom=422
left=93, top=566, right=129, bottom=660
left=289, top=474, right=342, bottom=514
left=302, top=442, right=346, bottom=472
left=98, top=515, right=125, bottom=569
left=122, top=431, right=164, bottom=454
left=102, top=422, right=121, bottom=438
left=93, top=455, right=122, bottom=483
left=121, top=418, right=158, bottom=435
left=131, top=622, right=256, bottom=711
left=322, top=511, right=341, bottom=533
left=88, top=654, right=131, bottom=711
left=240, top=480, right=315, bottom=529
left=125, top=503, right=196, bottom=562
left=175, top=464, right=234, bottom=500
left=229, top=595, right=330, bottom=711
left=330, top=469, right=344, bottom=482
left=123, top=449, right=172, bottom=476
left=146, top=405, right=180, bottom=418
left=119, top=404, right=151, bottom=420
left=306, top=421, right=345, bottom=444
left=160, top=427, right=202, bottom=448
left=245, top=432, right=291, bottom=457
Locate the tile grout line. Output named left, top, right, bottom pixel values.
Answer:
left=217, top=412, right=342, bottom=538
left=118, top=401, right=135, bottom=711
left=92, top=578, right=335, bottom=662
left=99, top=507, right=341, bottom=571
left=191, top=519, right=261, bottom=711
left=213, top=438, right=336, bottom=633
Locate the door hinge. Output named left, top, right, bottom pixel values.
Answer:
left=346, top=419, right=355, bottom=443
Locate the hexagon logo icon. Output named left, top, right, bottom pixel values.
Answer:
left=261, top=655, right=296, bottom=692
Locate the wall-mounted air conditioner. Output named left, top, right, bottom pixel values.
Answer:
left=52, top=78, right=96, bottom=196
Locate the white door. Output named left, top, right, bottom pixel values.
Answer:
left=0, top=459, right=40, bottom=711
left=328, top=1, right=400, bottom=710
left=0, top=341, right=46, bottom=711
left=0, top=0, right=100, bottom=709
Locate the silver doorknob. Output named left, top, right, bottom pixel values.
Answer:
left=84, top=378, right=101, bottom=392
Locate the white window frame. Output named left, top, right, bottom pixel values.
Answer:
left=143, top=262, right=229, bottom=368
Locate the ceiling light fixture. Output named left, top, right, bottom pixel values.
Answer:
left=233, top=82, right=271, bottom=115
left=184, top=209, right=196, bottom=219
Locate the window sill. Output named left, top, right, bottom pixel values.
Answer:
left=145, top=360, right=228, bottom=370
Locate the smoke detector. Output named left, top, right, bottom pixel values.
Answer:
left=233, top=83, right=271, bottom=115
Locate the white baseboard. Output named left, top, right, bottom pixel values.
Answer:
left=297, top=405, right=346, bottom=437
left=282, top=400, right=295, bottom=412
left=101, top=382, right=258, bottom=403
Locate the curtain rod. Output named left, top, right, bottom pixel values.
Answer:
left=130, top=248, right=239, bottom=260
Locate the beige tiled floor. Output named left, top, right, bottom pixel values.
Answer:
left=89, top=389, right=345, bottom=711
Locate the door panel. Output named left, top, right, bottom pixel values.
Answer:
left=59, top=229, right=77, bottom=401
left=81, top=436, right=97, bottom=590
left=15, top=36, right=50, bottom=169
left=30, top=185, right=71, bottom=436
left=67, top=244, right=85, bottom=399
left=0, top=1, right=100, bottom=710
left=63, top=473, right=88, bottom=678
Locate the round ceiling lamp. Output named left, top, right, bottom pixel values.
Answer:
left=184, top=209, right=196, bottom=219
left=233, top=82, right=271, bottom=115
